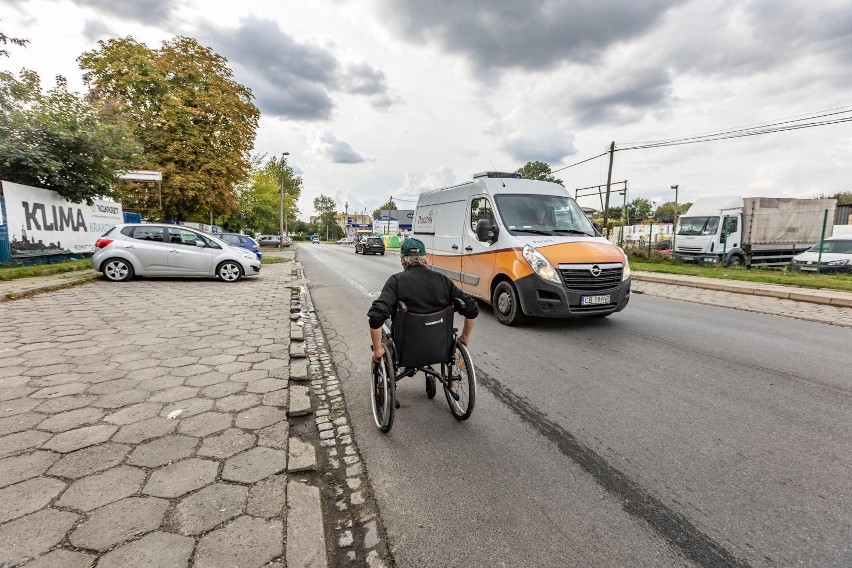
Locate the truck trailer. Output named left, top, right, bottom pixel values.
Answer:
left=672, top=196, right=836, bottom=267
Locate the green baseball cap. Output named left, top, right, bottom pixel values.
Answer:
left=400, top=238, right=426, bottom=257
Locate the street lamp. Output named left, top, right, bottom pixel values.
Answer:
left=279, top=152, right=290, bottom=249
left=671, top=185, right=678, bottom=207
left=671, top=185, right=679, bottom=251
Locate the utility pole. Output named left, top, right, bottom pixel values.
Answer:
left=602, top=141, right=616, bottom=239
left=279, top=152, right=290, bottom=248
left=344, top=201, right=349, bottom=238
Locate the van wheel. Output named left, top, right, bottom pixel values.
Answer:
left=727, top=254, right=744, bottom=267
left=492, top=281, right=525, bottom=326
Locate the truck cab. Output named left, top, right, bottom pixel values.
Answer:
left=672, top=196, right=744, bottom=265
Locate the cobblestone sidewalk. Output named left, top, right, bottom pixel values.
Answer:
left=0, top=263, right=391, bottom=567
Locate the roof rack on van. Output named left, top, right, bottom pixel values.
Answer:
left=473, top=171, right=522, bottom=179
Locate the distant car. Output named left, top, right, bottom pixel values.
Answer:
left=356, top=236, right=385, bottom=255
left=92, top=224, right=261, bottom=282
left=218, top=233, right=262, bottom=260
left=654, top=239, right=672, bottom=255
left=282, top=236, right=293, bottom=247
left=256, top=235, right=280, bottom=247
left=309, top=236, right=320, bottom=244
left=336, top=237, right=354, bottom=245
left=789, top=236, right=852, bottom=273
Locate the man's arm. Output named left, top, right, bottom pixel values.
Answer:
left=370, top=327, right=384, bottom=362
left=458, top=317, right=475, bottom=346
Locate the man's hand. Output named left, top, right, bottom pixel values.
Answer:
left=458, top=334, right=470, bottom=346
left=372, top=344, right=385, bottom=362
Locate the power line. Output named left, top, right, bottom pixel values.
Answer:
left=552, top=151, right=610, bottom=173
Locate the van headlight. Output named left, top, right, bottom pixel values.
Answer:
left=826, top=259, right=849, bottom=266
left=522, top=245, right=561, bottom=285
left=617, top=247, right=631, bottom=281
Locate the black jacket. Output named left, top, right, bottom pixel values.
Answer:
left=367, top=266, right=479, bottom=329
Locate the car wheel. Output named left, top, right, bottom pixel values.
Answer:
left=492, top=281, right=525, bottom=326
left=217, top=261, right=243, bottom=282
left=102, top=258, right=134, bottom=282
left=381, top=251, right=385, bottom=255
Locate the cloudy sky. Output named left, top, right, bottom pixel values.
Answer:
left=3, top=0, right=851, bottom=217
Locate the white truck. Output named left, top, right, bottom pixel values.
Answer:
left=671, top=196, right=836, bottom=267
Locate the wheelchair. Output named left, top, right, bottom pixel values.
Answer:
left=371, top=300, right=477, bottom=433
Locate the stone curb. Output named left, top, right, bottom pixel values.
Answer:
left=632, top=272, right=852, bottom=308
left=1, top=271, right=100, bottom=301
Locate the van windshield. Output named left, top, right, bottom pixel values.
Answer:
left=676, top=216, right=720, bottom=236
left=494, top=194, right=595, bottom=236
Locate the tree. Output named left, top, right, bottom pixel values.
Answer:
left=314, top=194, right=338, bottom=240
left=516, top=161, right=563, bottom=185
left=653, top=201, right=690, bottom=222
left=373, top=199, right=397, bottom=219
left=237, top=155, right=302, bottom=235
left=815, top=191, right=852, bottom=206
left=627, top=198, right=653, bottom=222
left=0, top=26, right=28, bottom=58
left=0, top=70, right=142, bottom=203
left=78, top=36, right=260, bottom=221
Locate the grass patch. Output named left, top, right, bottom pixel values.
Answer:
left=261, top=256, right=291, bottom=264
left=0, top=259, right=93, bottom=281
left=631, top=259, right=852, bottom=292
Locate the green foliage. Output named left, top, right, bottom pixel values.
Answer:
left=78, top=36, right=260, bottom=221
left=372, top=199, right=397, bottom=219
left=236, top=155, right=302, bottom=235
left=314, top=194, right=338, bottom=238
left=0, top=26, right=29, bottom=58
left=0, top=71, right=143, bottom=203
left=516, top=161, right=563, bottom=185
left=814, top=191, right=852, bottom=206
left=654, top=201, right=691, bottom=221
left=628, top=198, right=653, bottom=222
left=0, top=258, right=92, bottom=281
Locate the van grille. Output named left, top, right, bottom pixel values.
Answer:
left=677, top=246, right=703, bottom=252
left=559, top=266, right=622, bottom=291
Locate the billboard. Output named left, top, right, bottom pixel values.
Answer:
left=2, top=181, right=124, bottom=258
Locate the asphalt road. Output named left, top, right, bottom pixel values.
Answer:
left=298, top=243, right=852, bottom=568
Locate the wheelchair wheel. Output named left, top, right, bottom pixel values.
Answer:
left=425, top=373, right=436, bottom=399
left=370, top=346, right=395, bottom=433
left=442, top=341, right=476, bottom=421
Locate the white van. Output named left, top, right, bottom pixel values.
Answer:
left=413, top=172, right=631, bottom=325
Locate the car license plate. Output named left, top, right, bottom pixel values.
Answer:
left=581, top=295, right=610, bottom=305
left=800, top=266, right=818, bottom=272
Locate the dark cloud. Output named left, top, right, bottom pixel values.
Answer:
left=200, top=17, right=393, bottom=120
left=571, top=68, right=671, bottom=125
left=68, top=0, right=174, bottom=25
left=503, top=133, right=577, bottom=164
left=375, top=0, right=678, bottom=72
left=81, top=18, right=113, bottom=43
left=316, top=130, right=367, bottom=163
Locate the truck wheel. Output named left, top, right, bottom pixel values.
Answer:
left=492, top=281, right=525, bottom=326
left=727, top=254, right=744, bottom=267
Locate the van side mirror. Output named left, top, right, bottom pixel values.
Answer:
left=476, top=218, right=498, bottom=243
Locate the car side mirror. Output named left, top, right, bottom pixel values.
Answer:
left=194, top=240, right=206, bottom=247
left=476, top=218, right=498, bottom=243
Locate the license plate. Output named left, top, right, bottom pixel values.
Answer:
left=581, top=295, right=611, bottom=305
left=800, top=266, right=818, bottom=272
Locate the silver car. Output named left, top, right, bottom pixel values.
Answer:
left=92, top=224, right=261, bottom=282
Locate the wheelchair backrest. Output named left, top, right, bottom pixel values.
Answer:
left=392, top=304, right=454, bottom=369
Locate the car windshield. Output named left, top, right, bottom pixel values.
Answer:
left=493, top=194, right=595, bottom=236
left=806, top=239, right=852, bottom=253
left=676, top=216, right=720, bottom=236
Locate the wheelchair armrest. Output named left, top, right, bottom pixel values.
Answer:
left=453, top=298, right=465, bottom=311
left=397, top=301, right=408, bottom=313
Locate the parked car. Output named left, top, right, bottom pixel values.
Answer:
left=218, top=233, right=262, bottom=260
left=92, top=224, right=261, bottom=282
left=654, top=239, right=673, bottom=255
left=789, top=236, right=852, bottom=273
left=282, top=236, right=293, bottom=247
left=256, top=235, right=280, bottom=247
left=356, top=236, right=385, bottom=255
left=336, top=237, right=354, bottom=245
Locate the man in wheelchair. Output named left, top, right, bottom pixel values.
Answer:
left=368, top=238, right=478, bottom=364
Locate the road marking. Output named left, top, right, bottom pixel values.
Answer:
left=300, top=245, right=379, bottom=298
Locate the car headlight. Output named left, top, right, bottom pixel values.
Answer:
left=826, top=259, right=849, bottom=266
left=522, top=245, right=561, bottom=285
left=617, top=247, right=631, bottom=281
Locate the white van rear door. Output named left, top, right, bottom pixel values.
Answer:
left=430, top=199, right=466, bottom=284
